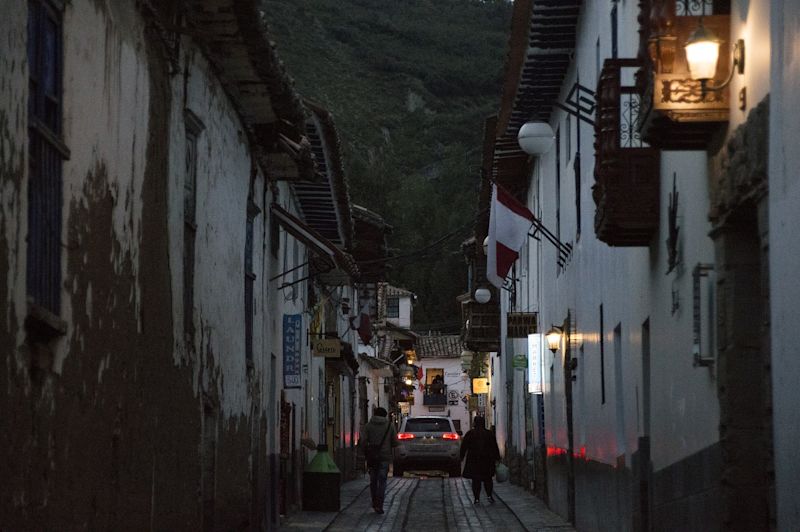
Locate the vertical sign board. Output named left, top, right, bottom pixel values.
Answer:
left=527, top=333, right=543, bottom=394
left=283, top=314, right=302, bottom=388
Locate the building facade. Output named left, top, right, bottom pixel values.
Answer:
left=1, top=1, right=384, bottom=529
left=465, top=0, right=794, bottom=531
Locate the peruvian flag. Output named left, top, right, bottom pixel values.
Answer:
left=486, top=183, right=534, bottom=288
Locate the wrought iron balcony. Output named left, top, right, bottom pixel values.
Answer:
left=423, top=384, right=448, bottom=406
left=593, top=59, right=660, bottom=246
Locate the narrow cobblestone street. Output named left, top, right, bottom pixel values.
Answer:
left=282, top=475, right=575, bottom=531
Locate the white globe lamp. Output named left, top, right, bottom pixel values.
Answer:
left=474, top=287, right=491, bottom=304
left=517, top=122, right=555, bottom=156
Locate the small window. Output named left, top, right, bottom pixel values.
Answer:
left=183, top=111, right=204, bottom=344
left=565, top=115, right=571, bottom=162
left=387, top=297, right=399, bottom=318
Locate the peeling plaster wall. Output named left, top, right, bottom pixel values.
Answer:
left=0, top=0, right=30, bottom=370
left=168, top=43, right=254, bottom=417
left=1, top=1, right=283, bottom=529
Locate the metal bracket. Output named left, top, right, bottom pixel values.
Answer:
left=529, top=217, right=573, bottom=268
left=554, top=83, right=597, bottom=127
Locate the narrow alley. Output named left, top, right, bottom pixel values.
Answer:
left=282, top=475, right=574, bottom=532
left=3, top=0, right=800, bottom=531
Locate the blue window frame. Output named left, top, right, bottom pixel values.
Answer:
left=27, top=0, right=66, bottom=315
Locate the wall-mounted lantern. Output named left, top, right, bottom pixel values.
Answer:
left=545, top=325, right=563, bottom=353
left=684, top=21, right=744, bottom=97
left=637, top=2, right=736, bottom=148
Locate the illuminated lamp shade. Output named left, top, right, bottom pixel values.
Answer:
left=474, top=287, right=491, bottom=304
left=684, top=22, right=721, bottom=81
left=517, top=121, right=555, bottom=156
left=545, top=326, right=562, bottom=353
left=404, top=377, right=413, bottom=386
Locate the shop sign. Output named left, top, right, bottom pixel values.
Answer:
left=472, top=377, right=489, bottom=394
left=528, top=333, right=543, bottom=394
left=282, top=314, right=302, bottom=388
left=513, top=354, right=528, bottom=369
left=312, top=338, right=341, bottom=358
left=468, top=395, right=478, bottom=411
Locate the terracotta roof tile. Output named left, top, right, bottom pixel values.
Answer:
left=415, top=334, right=463, bottom=359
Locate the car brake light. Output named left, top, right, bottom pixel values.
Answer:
left=397, top=433, right=415, bottom=440
left=442, top=433, right=460, bottom=440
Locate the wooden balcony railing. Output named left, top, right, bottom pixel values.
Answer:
left=594, top=59, right=660, bottom=246
left=459, top=294, right=500, bottom=352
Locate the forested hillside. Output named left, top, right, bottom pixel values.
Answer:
left=263, top=0, right=512, bottom=329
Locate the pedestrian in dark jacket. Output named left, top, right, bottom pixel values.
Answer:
left=460, top=415, right=501, bottom=504
left=361, top=407, right=398, bottom=514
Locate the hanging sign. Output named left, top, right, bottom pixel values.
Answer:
left=312, top=338, right=341, bottom=358
left=283, top=314, right=302, bottom=388
left=528, top=333, right=543, bottom=394
left=472, top=377, right=489, bottom=394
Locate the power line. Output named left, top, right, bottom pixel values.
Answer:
left=357, top=206, right=489, bottom=266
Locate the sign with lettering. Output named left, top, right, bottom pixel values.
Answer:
left=528, top=334, right=543, bottom=394
left=282, top=314, right=302, bottom=388
left=472, top=377, right=489, bottom=394
left=312, top=338, right=341, bottom=358
left=513, top=354, right=528, bottom=369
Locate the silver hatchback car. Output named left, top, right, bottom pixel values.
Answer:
left=392, top=416, right=461, bottom=477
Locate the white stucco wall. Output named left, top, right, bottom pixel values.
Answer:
left=170, top=43, right=255, bottom=417
left=409, top=357, right=471, bottom=434
left=60, top=1, right=151, bottom=374
left=0, top=1, right=28, bottom=353
left=386, top=295, right=413, bottom=329
left=525, top=0, right=722, bottom=471
left=769, top=0, right=800, bottom=528
left=728, top=0, right=771, bottom=133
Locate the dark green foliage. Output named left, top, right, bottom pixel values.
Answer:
left=263, top=0, right=511, bottom=329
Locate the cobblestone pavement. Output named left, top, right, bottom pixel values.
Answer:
left=320, top=475, right=575, bottom=532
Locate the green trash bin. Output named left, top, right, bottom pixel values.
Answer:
left=302, top=444, right=341, bottom=511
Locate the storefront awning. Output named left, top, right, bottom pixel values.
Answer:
left=359, top=353, right=395, bottom=377
left=271, top=203, right=359, bottom=282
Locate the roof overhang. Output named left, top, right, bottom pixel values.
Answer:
left=184, top=0, right=317, bottom=181
left=472, top=0, right=582, bottom=247
left=359, top=354, right=395, bottom=377
left=291, top=101, right=354, bottom=249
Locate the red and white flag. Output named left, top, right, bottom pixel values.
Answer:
left=486, top=183, right=534, bottom=288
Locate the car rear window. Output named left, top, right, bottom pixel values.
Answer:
left=404, top=418, right=452, bottom=433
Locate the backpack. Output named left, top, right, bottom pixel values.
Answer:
left=365, top=424, right=391, bottom=468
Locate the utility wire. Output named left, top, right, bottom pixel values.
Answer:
left=357, top=206, right=489, bottom=266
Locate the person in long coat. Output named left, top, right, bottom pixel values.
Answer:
left=460, top=415, right=501, bottom=503
left=361, top=407, right=398, bottom=514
